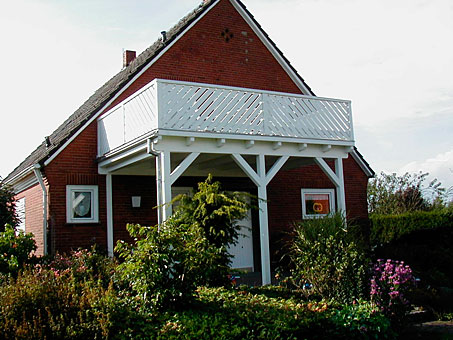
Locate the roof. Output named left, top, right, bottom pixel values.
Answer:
left=7, top=0, right=371, bottom=183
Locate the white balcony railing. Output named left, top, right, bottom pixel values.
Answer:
left=98, top=79, right=353, bottom=156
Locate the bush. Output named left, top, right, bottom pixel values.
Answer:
left=370, top=210, right=453, bottom=246
left=152, top=286, right=393, bottom=340
left=288, top=214, right=368, bottom=304
left=370, top=259, right=416, bottom=325
left=0, top=178, right=19, bottom=229
left=0, top=267, right=133, bottom=340
left=0, top=224, right=36, bottom=276
left=115, top=176, right=250, bottom=310
left=48, top=247, right=117, bottom=288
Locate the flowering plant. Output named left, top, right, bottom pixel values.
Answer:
left=370, top=259, right=416, bottom=323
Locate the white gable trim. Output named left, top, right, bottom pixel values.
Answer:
left=350, top=149, right=374, bottom=178
left=44, top=0, right=221, bottom=167
left=230, top=0, right=313, bottom=96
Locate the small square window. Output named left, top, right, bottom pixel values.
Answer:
left=301, top=189, right=335, bottom=219
left=66, top=185, right=99, bottom=223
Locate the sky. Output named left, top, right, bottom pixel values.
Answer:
left=0, top=0, right=452, bottom=194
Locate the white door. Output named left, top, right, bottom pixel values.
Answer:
left=227, top=205, right=254, bottom=271
left=172, top=187, right=254, bottom=271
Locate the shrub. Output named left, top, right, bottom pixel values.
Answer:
left=48, top=247, right=117, bottom=288
left=0, top=267, right=132, bottom=340
left=152, top=286, right=393, bottom=340
left=0, top=178, right=19, bottom=229
left=0, top=224, right=36, bottom=276
left=288, top=214, right=368, bottom=303
left=115, top=176, right=250, bottom=310
left=370, top=210, right=453, bottom=246
left=370, top=259, right=416, bottom=324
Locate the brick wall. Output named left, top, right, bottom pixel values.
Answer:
left=44, top=123, right=107, bottom=254
left=37, top=0, right=370, bottom=256
left=15, top=184, right=45, bottom=255
left=105, top=0, right=303, bottom=113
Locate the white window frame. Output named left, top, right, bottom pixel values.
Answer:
left=301, top=188, right=335, bottom=219
left=66, top=185, right=99, bottom=224
left=16, top=197, right=26, bottom=233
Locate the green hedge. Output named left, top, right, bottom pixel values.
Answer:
left=370, top=210, right=453, bottom=246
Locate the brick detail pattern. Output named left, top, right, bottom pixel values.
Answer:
left=14, top=184, right=45, bottom=255
left=105, top=0, right=303, bottom=113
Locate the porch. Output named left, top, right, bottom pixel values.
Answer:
left=97, top=79, right=355, bottom=285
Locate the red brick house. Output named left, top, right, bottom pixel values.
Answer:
left=5, top=0, right=373, bottom=284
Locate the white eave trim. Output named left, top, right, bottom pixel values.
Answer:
left=350, top=149, right=374, bottom=178
left=43, top=0, right=221, bottom=168
left=230, top=0, right=313, bottom=96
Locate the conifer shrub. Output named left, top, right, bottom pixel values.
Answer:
left=115, top=175, right=251, bottom=310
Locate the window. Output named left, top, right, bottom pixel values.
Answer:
left=66, top=185, right=99, bottom=223
left=16, top=197, right=26, bottom=233
left=301, top=189, right=335, bottom=219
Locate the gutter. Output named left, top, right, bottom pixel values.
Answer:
left=33, top=164, right=48, bottom=255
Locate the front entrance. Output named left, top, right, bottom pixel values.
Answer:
left=172, top=187, right=254, bottom=271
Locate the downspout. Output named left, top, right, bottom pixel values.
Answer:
left=33, top=164, right=48, bottom=255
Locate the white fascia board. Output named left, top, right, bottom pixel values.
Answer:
left=4, top=165, right=34, bottom=186
left=229, top=0, right=313, bottom=96
left=158, top=129, right=355, bottom=146
left=43, top=0, right=221, bottom=168
left=12, top=173, right=39, bottom=194
left=350, top=149, right=374, bottom=178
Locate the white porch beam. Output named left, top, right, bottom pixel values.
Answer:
left=106, top=174, right=114, bottom=257
left=315, top=157, right=340, bottom=187
left=104, top=152, right=152, bottom=173
left=265, top=156, right=289, bottom=185
left=231, top=154, right=260, bottom=186
left=335, top=158, right=347, bottom=214
left=170, top=152, right=200, bottom=185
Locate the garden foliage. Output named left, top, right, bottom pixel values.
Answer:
left=370, top=259, right=416, bottom=324
left=0, top=178, right=19, bottom=229
left=0, top=224, right=36, bottom=277
left=370, top=209, right=453, bottom=246
left=288, top=214, right=368, bottom=304
left=115, top=176, right=250, bottom=310
left=367, top=171, right=447, bottom=215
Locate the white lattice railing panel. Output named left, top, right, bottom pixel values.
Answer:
left=160, top=82, right=264, bottom=135
left=266, top=94, right=352, bottom=140
left=98, top=79, right=353, bottom=155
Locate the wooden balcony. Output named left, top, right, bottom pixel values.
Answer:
left=97, top=79, right=354, bottom=156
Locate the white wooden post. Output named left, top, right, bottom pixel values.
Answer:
left=256, top=154, right=271, bottom=285
left=231, top=153, right=288, bottom=286
left=106, top=174, right=114, bottom=257
left=160, top=150, right=172, bottom=221
left=335, top=158, right=346, bottom=214
left=155, top=157, right=163, bottom=225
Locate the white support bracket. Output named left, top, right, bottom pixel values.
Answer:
left=170, top=152, right=200, bottom=185
left=315, top=157, right=340, bottom=187
left=231, top=154, right=260, bottom=186
left=217, top=138, right=226, bottom=148
left=245, top=140, right=255, bottom=149
left=298, top=143, right=308, bottom=151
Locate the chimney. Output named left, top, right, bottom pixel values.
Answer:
left=123, top=50, right=136, bottom=68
